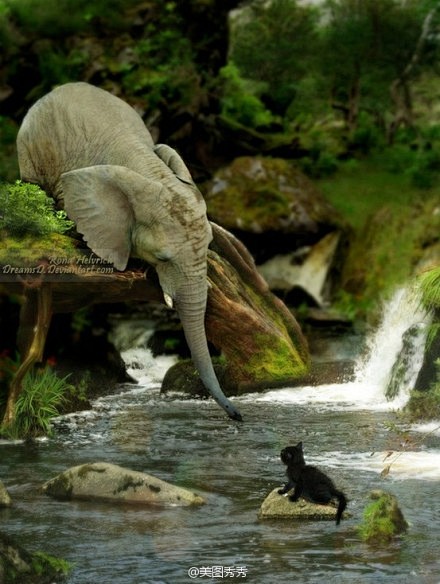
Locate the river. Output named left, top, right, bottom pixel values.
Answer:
left=1, top=288, right=440, bottom=584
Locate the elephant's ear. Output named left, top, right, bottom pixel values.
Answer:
left=60, top=165, right=136, bottom=271
left=154, top=144, right=194, bottom=185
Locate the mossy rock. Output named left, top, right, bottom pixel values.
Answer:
left=0, top=532, right=70, bottom=583
left=43, top=462, right=205, bottom=506
left=204, top=156, right=345, bottom=261
left=358, top=490, right=408, bottom=544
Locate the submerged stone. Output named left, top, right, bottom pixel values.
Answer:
left=258, top=487, right=347, bottom=521
left=43, top=462, right=205, bottom=507
left=0, top=479, right=12, bottom=507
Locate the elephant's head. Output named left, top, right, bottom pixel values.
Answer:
left=59, top=147, right=242, bottom=421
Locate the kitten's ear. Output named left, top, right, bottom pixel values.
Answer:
left=297, top=441, right=303, bottom=449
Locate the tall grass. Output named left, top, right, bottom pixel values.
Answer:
left=2, top=367, right=73, bottom=439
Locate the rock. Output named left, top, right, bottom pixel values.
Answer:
left=0, top=479, right=11, bottom=507
left=257, top=231, right=342, bottom=307
left=357, top=490, right=408, bottom=544
left=258, top=487, right=346, bottom=521
left=43, top=462, right=205, bottom=507
left=205, top=156, right=347, bottom=264
left=0, top=532, right=70, bottom=583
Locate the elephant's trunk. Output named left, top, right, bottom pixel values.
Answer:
left=175, top=282, right=242, bottom=421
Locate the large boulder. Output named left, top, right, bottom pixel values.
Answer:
left=204, top=156, right=349, bottom=306
left=43, top=462, right=205, bottom=507
left=259, top=487, right=346, bottom=521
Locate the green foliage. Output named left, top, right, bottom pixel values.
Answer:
left=3, top=0, right=140, bottom=37
left=119, top=5, right=200, bottom=110
left=230, top=0, right=318, bottom=115
left=405, top=367, right=440, bottom=420
left=318, top=159, right=440, bottom=316
left=0, top=117, right=19, bottom=182
left=218, top=63, right=276, bottom=129
left=0, top=181, right=74, bottom=237
left=2, top=367, right=73, bottom=439
left=321, top=0, right=424, bottom=114
left=349, top=112, right=386, bottom=154
left=418, top=265, right=440, bottom=310
left=31, top=551, right=72, bottom=578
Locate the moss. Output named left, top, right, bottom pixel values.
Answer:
left=0, top=532, right=71, bottom=583
left=113, top=475, right=144, bottom=495
left=358, top=490, right=408, bottom=544
left=77, top=464, right=106, bottom=479
left=205, top=156, right=340, bottom=232
left=31, top=552, right=71, bottom=579
left=244, top=334, right=308, bottom=382
left=44, top=474, right=73, bottom=500
left=405, top=384, right=440, bottom=421
left=0, top=232, right=78, bottom=268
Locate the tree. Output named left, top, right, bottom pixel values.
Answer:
left=321, top=0, right=433, bottom=134
left=229, top=0, right=319, bottom=115
left=388, top=1, right=440, bottom=142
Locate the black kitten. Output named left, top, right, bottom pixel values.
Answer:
left=278, top=442, right=347, bottom=525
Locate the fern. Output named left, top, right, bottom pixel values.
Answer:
left=0, top=181, right=74, bottom=237
left=418, top=266, right=440, bottom=310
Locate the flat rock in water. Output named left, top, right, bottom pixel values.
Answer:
left=259, top=488, right=343, bottom=521
left=43, top=462, right=205, bottom=507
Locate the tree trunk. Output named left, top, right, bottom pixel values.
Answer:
left=2, top=284, right=52, bottom=426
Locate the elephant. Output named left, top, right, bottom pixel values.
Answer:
left=16, top=81, right=242, bottom=421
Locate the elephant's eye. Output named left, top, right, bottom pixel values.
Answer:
left=155, top=250, right=173, bottom=262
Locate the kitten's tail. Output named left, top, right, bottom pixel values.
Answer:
left=334, top=490, right=347, bottom=525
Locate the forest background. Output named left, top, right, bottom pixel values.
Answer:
left=1, top=0, right=440, bottom=315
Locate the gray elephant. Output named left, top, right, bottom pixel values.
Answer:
left=17, top=82, right=242, bottom=421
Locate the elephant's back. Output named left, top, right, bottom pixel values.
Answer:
left=17, top=82, right=155, bottom=196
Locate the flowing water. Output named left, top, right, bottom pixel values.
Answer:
left=1, top=288, right=440, bottom=584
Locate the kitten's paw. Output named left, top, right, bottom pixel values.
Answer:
left=277, top=489, right=285, bottom=495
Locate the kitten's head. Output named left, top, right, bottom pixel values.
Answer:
left=280, top=442, right=304, bottom=466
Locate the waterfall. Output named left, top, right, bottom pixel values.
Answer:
left=255, top=286, right=430, bottom=410
left=354, top=286, right=430, bottom=403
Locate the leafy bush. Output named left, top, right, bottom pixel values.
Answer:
left=408, top=147, right=440, bottom=189
left=229, top=0, right=318, bottom=115
left=3, top=0, right=140, bottom=37
left=218, top=63, right=276, bottom=129
left=0, top=181, right=74, bottom=237
left=349, top=112, right=385, bottom=154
